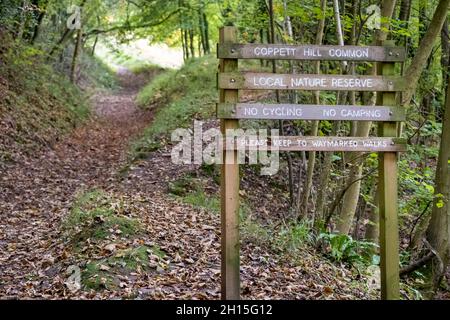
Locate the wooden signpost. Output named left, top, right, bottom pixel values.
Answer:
left=217, top=26, right=406, bottom=300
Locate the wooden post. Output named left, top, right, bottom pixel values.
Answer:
left=378, top=40, right=400, bottom=300
left=219, top=26, right=240, bottom=300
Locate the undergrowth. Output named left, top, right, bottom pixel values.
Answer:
left=63, top=189, right=167, bottom=292
left=0, top=34, right=90, bottom=163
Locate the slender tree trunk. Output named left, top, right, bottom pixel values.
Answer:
left=90, top=15, right=100, bottom=56
left=30, top=2, right=47, bottom=44
left=316, top=119, right=341, bottom=227
left=398, top=0, right=412, bottom=54
left=181, top=29, right=186, bottom=60
left=336, top=123, right=372, bottom=234
left=16, top=0, right=28, bottom=40
left=349, top=0, right=359, bottom=136
left=419, top=0, right=428, bottom=40
left=204, top=13, right=210, bottom=53
left=315, top=0, right=347, bottom=227
left=426, top=81, right=450, bottom=289
left=189, top=28, right=195, bottom=58
left=268, top=0, right=295, bottom=206
left=184, top=29, right=190, bottom=59
left=441, top=19, right=449, bottom=90
left=316, top=0, right=347, bottom=227
left=403, top=0, right=450, bottom=107
left=282, top=0, right=293, bottom=39
left=365, top=181, right=380, bottom=241
left=199, top=5, right=206, bottom=54
left=70, top=28, right=82, bottom=83
left=332, top=0, right=345, bottom=46
left=302, top=0, right=327, bottom=220
left=91, top=35, right=98, bottom=56
left=399, top=0, right=412, bottom=22
left=198, top=4, right=210, bottom=55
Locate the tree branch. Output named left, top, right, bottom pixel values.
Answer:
left=86, top=9, right=181, bottom=36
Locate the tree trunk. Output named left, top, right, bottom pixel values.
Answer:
left=426, top=81, right=450, bottom=289
left=282, top=0, right=293, bottom=39
left=267, top=0, right=294, bottom=206
left=91, top=35, right=98, bottom=56
left=333, top=0, right=345, bottom=47
left=302, top=0, right=327, bottom=219
left=181, top=29, right=186, bottom=60
left=336, top=122, right=372, bottom=234
left=184, top=29, right=190, bottom=59
left=398, top=0, right=412, bottom=48
left=315, top=0, right=347, bottom=227
left=365, top=182, right=380, bottom=241
left=16, top=0, right=28, bottom=40
left=399, top=0, right=412, bottom=22
left=441, top=19, right=449, bottom=90
left=30, top=1, right=47, bottom=44
left=419, top=0, right=428, bottom=40
left=198, top=5, right=206, bottom=54
left=403, top=0, right=450, bottom=107
left=316, top=119, right=341, bottom=228
left=189, top=28, right=195, bottom=58
left=70, top=28, right=82, bottom=83
left=198, top=3, right=210, bottom=55
left=204, top=13, right=210, bottom=53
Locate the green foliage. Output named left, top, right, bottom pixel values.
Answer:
left=81, top=53, right=118, bottom=89
left=168, top=174, right=200, bottom=196
left=183, top=191, right=221, bottom=214
left=274, top=222, right=313, bottom=251
left=168, top=174, right=220, bottom=213
left=96, top=41, right=163, bottom=74
left=398, top=155, right=436, bottom=221
left=136, top=69, right=178, bottom=107
left=318, top=233, right=378, bottom=265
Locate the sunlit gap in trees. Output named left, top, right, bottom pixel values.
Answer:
left=95, top=37, right=184, bottom=71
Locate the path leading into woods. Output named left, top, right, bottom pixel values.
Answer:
left=0, top=68, right=156, bottom=297
left=0, top=69, right=373, bottom=299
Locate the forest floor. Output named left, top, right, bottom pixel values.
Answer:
left=0, top=69, right=376, bottom=299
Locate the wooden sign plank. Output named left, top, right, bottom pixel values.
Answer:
left=218, top=72, right=405, bottom=92
left=226, top=136, right=407, bottom=152
left=218, top=44, right=406, bottom=62
left=217, top=103, right=405, bottom=121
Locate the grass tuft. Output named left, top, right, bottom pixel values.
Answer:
left=63, top=190, right=140, bottom=248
